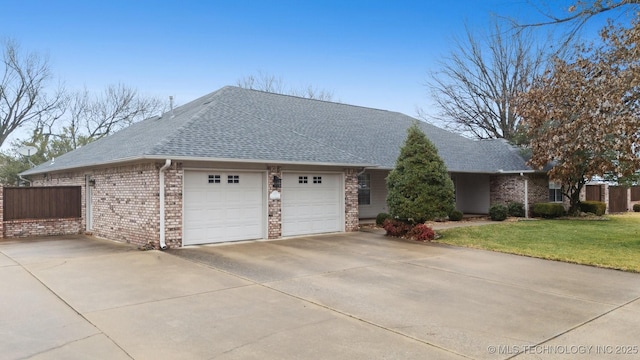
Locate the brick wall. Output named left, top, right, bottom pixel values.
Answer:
left=490, top=173, right=549, bottom=214
left=163, top=163, right=183, bottom=248
left=24, top=162, right=356, bottom=245
left=267, top=165, right=282, bottom=239
left=3, top=218, right=83, bottom=237
left=33, top=163, right=171, bottom=248
left=344, top=168, right=359, bottom=231
left=89, top=163, right=160, bottom=247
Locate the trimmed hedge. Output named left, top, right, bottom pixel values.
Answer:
left=579, top=201, right=607, bottom=216
left=449, top=210, right=464, bottom=221
left=533, top=202, right=565, bottom=218
left=634, top=204, right=640, bottom=212
left=489, top=204, right=508, bottom=221
left=507, top=202, right=525, bottom=217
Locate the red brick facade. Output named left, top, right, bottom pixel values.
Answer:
left=3, top=218, right=82, bottom=238
left=13, top=162, right=360, bottom=247
left=344, top=168, right=360, bottom=231
left=163, top=164, right=183, bottom=248
left=267, top=165, right=282, bottom=239
left=490, top=173, right=550, bottom=214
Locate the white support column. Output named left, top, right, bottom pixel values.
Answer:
left=524, top=177, right=529, bottom=218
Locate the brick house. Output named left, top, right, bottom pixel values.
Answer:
left=20, top=86, right=549, bottom=248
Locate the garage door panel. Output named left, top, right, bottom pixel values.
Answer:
left=282, top=173, right=343, bottom=237
left=184, top=171, right=264, bottom=245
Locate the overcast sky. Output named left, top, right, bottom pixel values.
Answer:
left=1, top=0, right=611, bottom=147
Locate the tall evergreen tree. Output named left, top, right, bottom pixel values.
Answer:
left=386, top=123, right=455, bottom=223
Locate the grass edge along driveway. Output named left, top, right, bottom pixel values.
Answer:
left=436, top=212, right=640, bottom=273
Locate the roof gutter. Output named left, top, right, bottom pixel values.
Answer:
left=20, top=155, right=378, bottom=176
left=159, top=159, right=172, bottom=250
left=496, top=169, right=536, bottom=175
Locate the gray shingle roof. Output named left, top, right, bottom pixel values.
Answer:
left=22, top=86, right=532, bottom=176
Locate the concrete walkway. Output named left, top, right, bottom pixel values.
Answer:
left=1, top=233, right=639, bottom=359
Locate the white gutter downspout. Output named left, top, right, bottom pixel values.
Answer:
left=522, top=173, right=529, bottom=218
left=18, top=175, right=32, bottom=186
left=159, top=159, right=172, bottom=250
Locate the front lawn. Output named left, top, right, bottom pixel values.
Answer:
left=436, top=212, right=640, bottom=272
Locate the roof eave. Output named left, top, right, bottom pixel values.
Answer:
left=145, top=155, right=377, bottom=168
left=20, top=155, right=378, bottom=176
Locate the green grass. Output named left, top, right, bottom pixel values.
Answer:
left=436, top=213, right=640, bottom=272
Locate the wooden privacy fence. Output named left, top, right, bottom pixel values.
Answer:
left=608, top=186, right=628, bottom=213
left=3, top=186, right=81, bottom=220
left=631, top=186, right=640, bottom=202
left=585, top=185, right=603, bottom=202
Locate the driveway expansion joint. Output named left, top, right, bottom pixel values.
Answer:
left=505, top=294, right=640, bottom=359
left=10, top=258, right=135, bottom=360
left=83, top=283, right=257, bottom=314
left=17, top=333, right=130, bottom=360
left=166, top=249, right=474, bottom=359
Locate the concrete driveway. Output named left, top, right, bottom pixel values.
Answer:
left=1, top=233, right=639, bottom=360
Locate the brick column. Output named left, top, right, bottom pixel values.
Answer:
left=0, top=184, right=4, bottom=238
left=267, top=166, right=282, bottom=239
left=344, top=169, right=359, bottom=232
left=165, top=163, right=183, bottom=248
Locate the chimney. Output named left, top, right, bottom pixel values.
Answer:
left=169, top=96, right=175, bottom=118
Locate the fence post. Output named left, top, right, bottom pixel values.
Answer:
left=0, top=184, right=4, bottom=238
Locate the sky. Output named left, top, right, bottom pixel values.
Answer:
left=0, top=0, right=614, bottom=148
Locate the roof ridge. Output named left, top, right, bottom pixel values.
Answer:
left=214, top=93, right=375, bottom=165
left=226, top=85, right=401, bottom=114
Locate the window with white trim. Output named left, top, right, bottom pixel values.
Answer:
left=549, top=182, right=563, bottom=202
left=358, top=173, right=371, bottom=205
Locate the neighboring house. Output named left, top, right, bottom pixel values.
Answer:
left=20, top=86, right=549, bottom=248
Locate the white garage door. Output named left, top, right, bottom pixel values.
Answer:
left=282, top=173, right=343, bottom=237
left=183, top=171, right=264, bottom=245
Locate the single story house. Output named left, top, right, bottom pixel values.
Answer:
left=21, top=86, right=550, bottom=248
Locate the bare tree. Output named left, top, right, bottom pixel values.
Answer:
left=0, top=39, right=64, bottom=148
left=426, top=20, right=547, bottom=142
left=515, top=0, right=640, bottom=46
left=83, top=84, right=163, bottom=140
left=237, top=71, right=335, bottom=101
left=22, top=83, right=164, bottom=159
left=236, top=71, right=286, bottom=94
left=289, top=85, right=334, bottom=101
left=523, top=0, right=638, bottom=26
